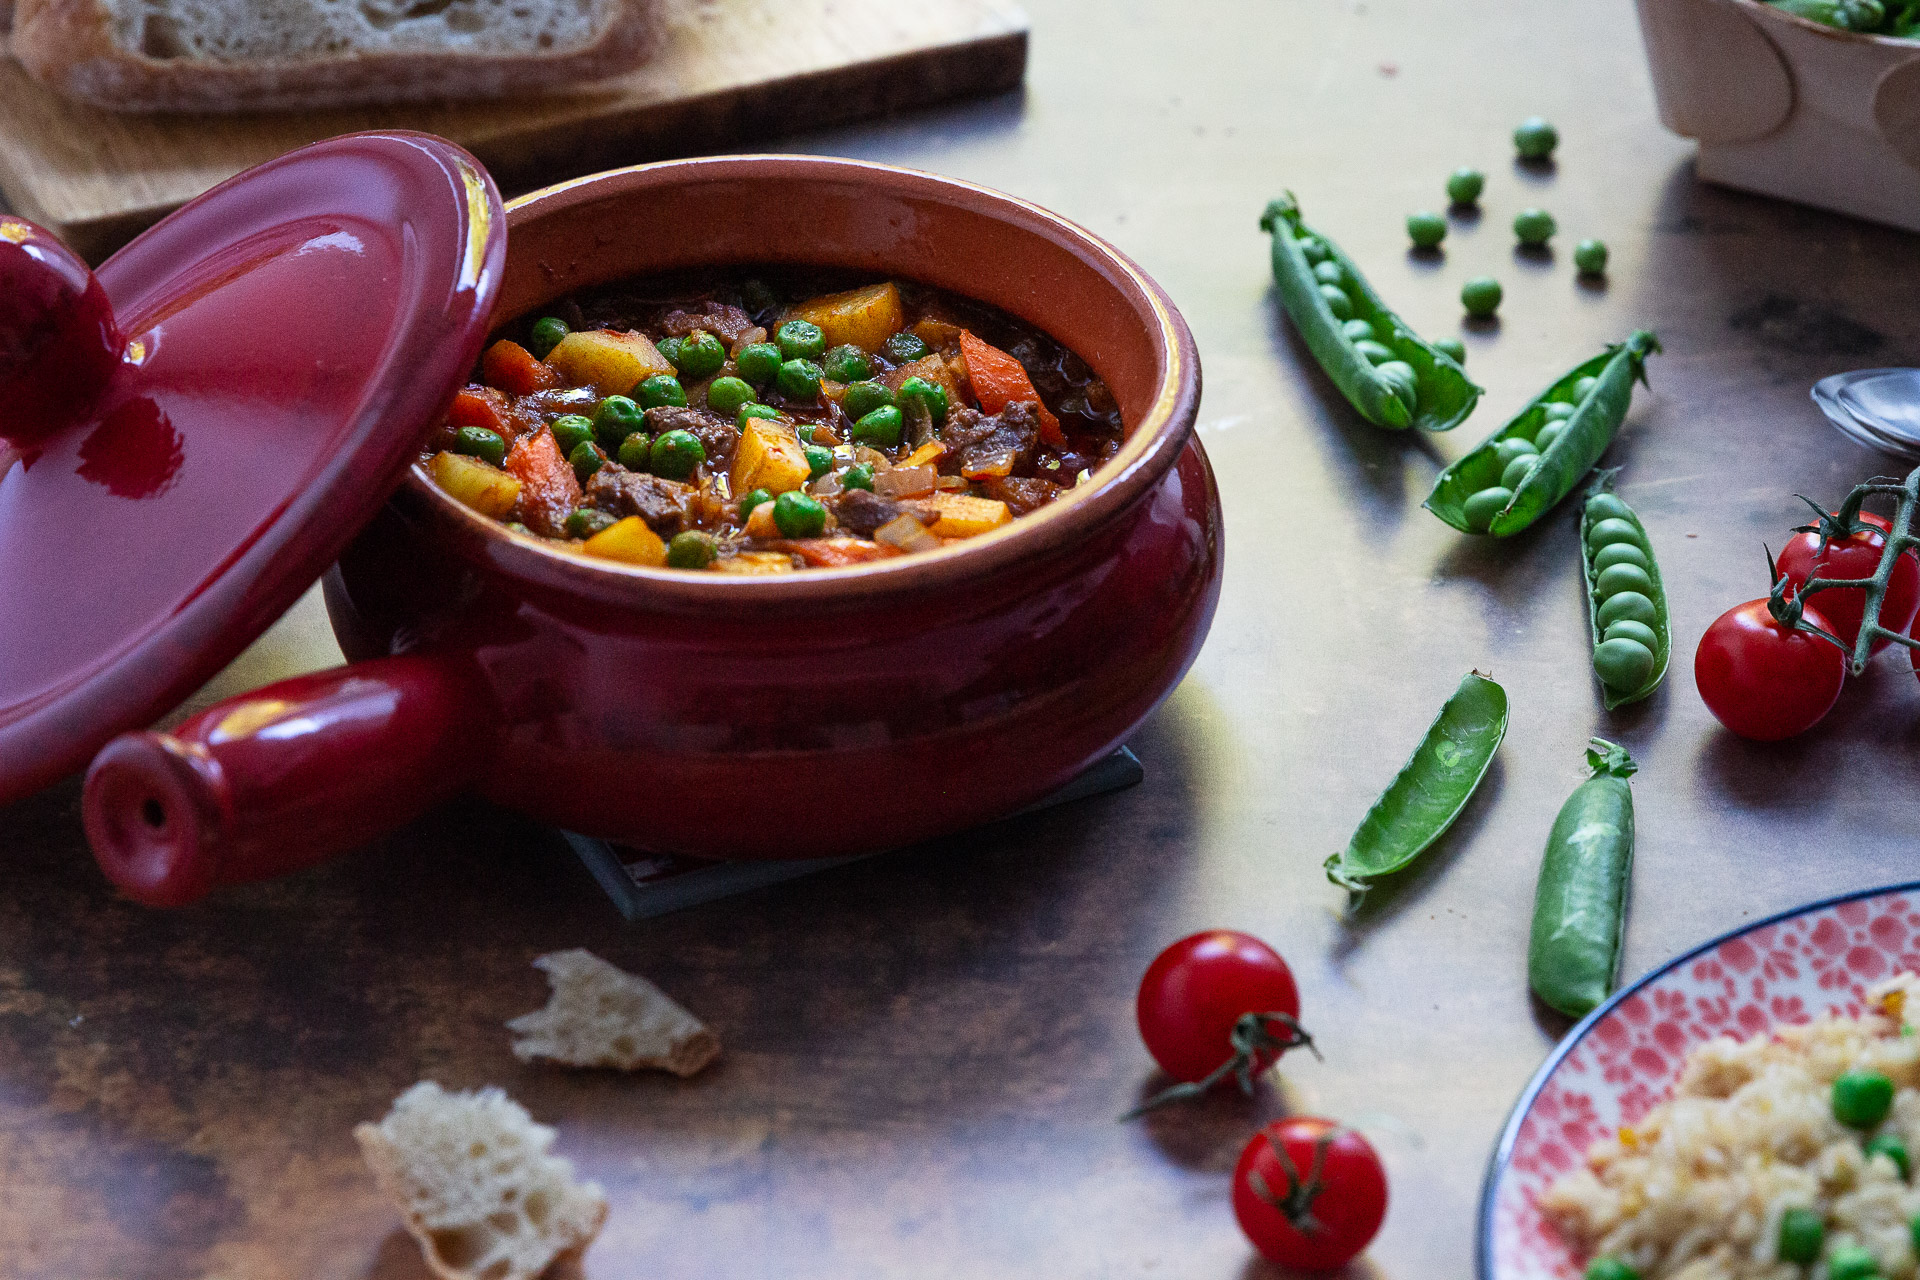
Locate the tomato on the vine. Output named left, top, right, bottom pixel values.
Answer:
left=1232, top=1118, right=1388, bottom=1271
left=1135, top=931, right=1309, bottom=1088
left=1777, top=509, right=1920, bottom=656
left=1695, top=596, right=1846, bottom=741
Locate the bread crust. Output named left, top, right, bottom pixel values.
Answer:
left=12, top=0, right=661, bottom=113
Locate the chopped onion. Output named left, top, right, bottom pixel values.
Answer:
left=874, top=514, right=943, bottom=553
left=935, top=474, right=968, bottom=490
left=809, top=473, right=843, bottom=497
left=961, top=448, right=1016, bottom=479
left=873, top=466, right=936, bottom=498
left=853, top=446, right=891, bottom=470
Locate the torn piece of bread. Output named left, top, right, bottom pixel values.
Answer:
left=354, top=1081, right=607, bottom=1280
left=509, top=948, right=719, bottom=1078
left=12, top=0, right=662, bottom=113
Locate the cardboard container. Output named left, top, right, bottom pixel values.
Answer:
left=1636, top=0, right=1920, bottom=231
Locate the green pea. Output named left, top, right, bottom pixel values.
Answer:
left=1353, top=339, right=1396, bottom=365
left=1596, top=563, right=1655, bottom=600
left=1536, top=422, right=1566, bottom=450
left=1573, top=375, right=1600, bottom=400
left=1594, top=543, right=1650, bottom=575
left=1342, top=318, right=1377, bottom=343
left=852, top=404, right=904, bottom=449
left=1827, top=1245, right=1879, bottom=1280
left=776, top=358, right=824, bottom=402
left=1514, top=208, right=1557, bottom=246
left=1434, top=337, right=1467, bottom=364
left=529, top=316, right=569, bottom=360
left=591, top=394, right=646, bottom=448
left=655, top=336, right=683, bottom=368
left=650, top=429, right=705, bottom=480
left=1543, top=402, right=1578, bottom=422
left=1313, top=260, right=1345, bottom=286
left=822, top=344, right=872, bottom=384
left=705, top=376, right=755, bottom=419
left=1495, top=437, right=1540, bottom=467
left=1604, top=619, right=1659, bottom=650
left=776, top=319, right=826, bottom=361
left=1462, top=276, right=1503, bottom=318
left=1501, top=455, right=1538, bottom=491
left=1514, top=116, right=1559, bottom=160
left=569, top=439, right=607, bottom=484
left=1298, top=236, right=1331, bottom=265
left=1407, top=211, right=1447, bottom=249
left=1777, top=1207, right=1823, bottom=1265
left=1867, top=1131, right=1911, bottom=1178
left=1835, top=1070, right=1896, bottom=1129
left=1447, top=167, right=1485, bottom=205
left=1319, top=285, right=1355, bottom=321
left=1584, top=1256, right=1639, bottom=1280
left=616, top=433, right=653, bottom=470
left=666, top=530, right=716, bottom=570
left=1375, top=361, right=1418, bottom=414
left=1586, top=518, right=1645, bottom=552
left=551, top=414, right=595, bottom=457
left=842, top=463, right=876, bottom=492
left=673, top=330, right=726, bottom=380
left=841, top=380, right=896, bottom=421
left=739, top=487, right=773, bottom=518
left=1575, top=239, right=1609, bottom=275
left=1464, top=487, right=1512, bottom=533
left=736, top=342, right=782, bottom=387
left=804, top=445, right=833, bottom=480
left=899, top=376, right=949, bottom=423
left=738, top=403, right=782, bottom=425
left=564, top=507, right=618, bottom=540
left=772, top=490, right=827, bottom=538
left=638, top=375, right=687, bottom=409
left=453, top=426, right=506, bottom=467
left=1592, top=638, right=1655, bottom=691
left=1597, top=591, right=1657, bottom=630
left=884, top=331, right=930, bottom=364
left=1586, top=494, right=1635, bottom=524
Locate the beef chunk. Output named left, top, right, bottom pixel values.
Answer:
left=940, top=401, right=1041, bottom=476
left=830, top=488, right=941, bottom=538
left=643, top=405, right=739, bottom=463
left=660, top=304, right=756, bottom=346
left=584, top=469, right=697, bottom=536
left=982, top=475, right=1064, bottom=516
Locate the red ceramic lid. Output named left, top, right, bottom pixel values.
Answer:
left=0, top=131, right=505, bottom=804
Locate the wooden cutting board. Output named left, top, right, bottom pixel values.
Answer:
left=0, top=0, right=1029, bottom=261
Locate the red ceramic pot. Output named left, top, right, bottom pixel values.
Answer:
left=83, top=156, right=1219, bottom=907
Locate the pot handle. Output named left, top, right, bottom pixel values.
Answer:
left=82, top=654, right=489, bottom=907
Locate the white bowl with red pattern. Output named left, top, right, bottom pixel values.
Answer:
left=1479, top=882, right=1920, bottom=1279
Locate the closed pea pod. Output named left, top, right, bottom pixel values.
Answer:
left=1424, top=330, right=1660, bottom=537
left=1528, top=739, right=1637, bottom=1018
left=1261, top=193, right=1481, bottom=431
left=1580, top=472, right=1671, bottom=709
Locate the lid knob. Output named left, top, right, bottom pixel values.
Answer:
left=0, top=217, right=122, bottom=449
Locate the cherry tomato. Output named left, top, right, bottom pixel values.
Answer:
left=1232, top=1118, right=1388, bottom=1271
left=1777, top=511, right=1920, bottom=656
left=1695, top=598, right=1846, bottom=740
left=1136, top=931, right=1304, bottom=1085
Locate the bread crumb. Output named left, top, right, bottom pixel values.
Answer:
left=508, top=949, right=719, bottom=1078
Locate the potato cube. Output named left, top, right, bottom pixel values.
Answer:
left=581, top=516, right=667, bottom=567
left=546, top=329, right=673, bottom=396
left=787, top=283, right=905, bottom=352
left=711, top=550, right=795, bottom=575
left=730, top=420, right=812, bottom=496
left=925, top=491, right=1012, bottom=539
left=428, top=450, right=521, bottom=519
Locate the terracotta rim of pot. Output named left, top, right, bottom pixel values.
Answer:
left=399, top=154, right=1204, bottom=610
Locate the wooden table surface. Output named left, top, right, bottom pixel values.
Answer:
left=4, top=2, right=1920, bottom=1277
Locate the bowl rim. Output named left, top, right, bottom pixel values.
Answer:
left=1474, top=875, right=1920, bottom=1280
left=1730, top=0, right=1918, bottom=46
left=399, top=152, right=1204, bottom=606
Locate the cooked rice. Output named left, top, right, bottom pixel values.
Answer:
left=1543, top=974, right=1920, bottom=1280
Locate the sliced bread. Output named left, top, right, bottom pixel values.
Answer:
left=354, top=1081, right=608, bottom=1280
left=12, top=0, right=662, bottom=113
left=508, top=948, right=719, bottom=1078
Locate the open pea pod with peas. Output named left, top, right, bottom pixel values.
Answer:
left=1580, top=472, right=1671, bottom=709
left=1424, top=330, right=1660, bottom=536
left=1260, top=193, right=1481, bottom=432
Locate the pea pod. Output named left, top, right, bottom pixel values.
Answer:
left=1528, top=740, right=1637, bottom=1019
left=1325, top=672, right=1508, bottom=907
left=1424, top=330, right=1660, bottom=536
left=1580, top=472, right=1670, bottom=709
left=1260, top=193, right=1481, bottom=432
